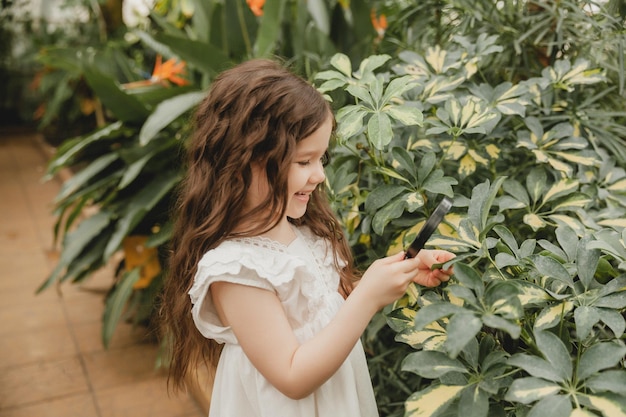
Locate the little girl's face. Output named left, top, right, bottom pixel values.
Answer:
left=245, top=115, right=332, bottom=223
left=285, top=115, right=333, bottom=220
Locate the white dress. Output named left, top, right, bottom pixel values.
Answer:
left=188, top=226, right=379, bottom=417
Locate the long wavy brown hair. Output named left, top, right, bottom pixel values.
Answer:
left=161, top=58, right=358, bottom=392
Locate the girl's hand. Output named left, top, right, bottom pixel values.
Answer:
left=353, top=249, right=455, bottom=311
left=414, top=249, right=455, bottom=287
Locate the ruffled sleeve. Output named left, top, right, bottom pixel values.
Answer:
left=188, top=239, right=308, bottom=344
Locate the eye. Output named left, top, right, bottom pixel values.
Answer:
left=321, top=152, right=330, bottom=166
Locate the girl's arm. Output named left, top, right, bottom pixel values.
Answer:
left=211, top=249, right=454, bottom=400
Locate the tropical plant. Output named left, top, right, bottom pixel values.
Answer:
left=39, top=0, right=386, bottom=348
left=317, top=0, right=626, bottom=414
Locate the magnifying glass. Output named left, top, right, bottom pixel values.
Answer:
left=404, top=197, right=453, bottom=259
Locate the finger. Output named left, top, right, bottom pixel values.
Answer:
left=382, top=251, right=407, bottom=264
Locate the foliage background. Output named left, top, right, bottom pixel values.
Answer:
left=5, top=0, right=626, bottom=416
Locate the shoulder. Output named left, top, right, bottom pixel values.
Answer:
left=193, top=237, right=307, bottom=289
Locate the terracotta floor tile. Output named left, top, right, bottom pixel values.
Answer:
left=0, top=298, right=67, bottom=336
left=0, top=357, right=88, bottom=409
left=0, top=323, right=77, bottom=368
left=96, top=378, right=200, bottom=417
left=62, top=293, right=107, bottom=325
left=72, top=319, right=157, bottom=354
left=0, top=393, right=99, bottom=417
left=83, top=344, right=162, bottom=390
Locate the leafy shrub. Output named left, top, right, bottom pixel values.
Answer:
left=317, top=29, right=626, bottom=417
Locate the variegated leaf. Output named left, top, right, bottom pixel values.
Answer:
left=587, top=394, right=626, bottom=417
left=524, top=213, right=547, bottom=231
left=504, top=377, right=561, bottom=404
left=543, top=179, right=579, bottom=203
left=535, top=301, right=574, bottom=330
left=330, top=53, right=353, bottom=76
left=385, top=104, right=424, bottom=126
left=405, top=385, right=465, bottom=417
left=459, top=154, right=478, bottom=177
left=552, top=151, right=598, bottom=166
left=570, top=409, right=599, bottom=417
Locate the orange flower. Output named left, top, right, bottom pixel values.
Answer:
left=150, top=54, right=189, bottom=86
left=122, top=55, right=189, bottom=89
left=123, top=236, right=162, bottom=290
left=370, top=9, right=387, bottom=39
left=247, top=0, right=265, bottom=17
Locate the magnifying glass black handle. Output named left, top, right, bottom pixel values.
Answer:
left=404, top=197, right=453, bottom=259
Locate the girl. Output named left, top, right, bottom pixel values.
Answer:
left=162, top=59, right=455, bottom=417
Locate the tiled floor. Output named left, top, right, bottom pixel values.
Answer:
left=0, top=128, right=204, bottom=417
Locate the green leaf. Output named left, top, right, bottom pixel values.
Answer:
left=534, top=330, right=572, bottom=382
left=391, top=147, right=416, bottom=177
left=102, top=268, right=140, bottom=348
left=508, top=354, right=563, bottom=382
left=38, top=211, right=112, bottom=292
left=402, top=351, right=468, bottom=379
left=365, top=185, right=406, bottom=213
left=118, top=154, right=153, bottom=190
left=504, top=377, right=561, bottom=404
left=502, top=179, right=530, bottom=205
left=458, top=386, right=489, bottom=417
left=482, top=314, right=521, bottom=339
left=556, top=226, right=579, bottom=262
left=62, top=237, right=108, bottom=284
left=585, top=370, right=626, bottom=396
left=155, top=33, right=230, bottom=74
left=83, top=68, right=151, bottom=124
left=529, top=254, right=575, bottom=288
left=347, top=84, right=374, bottom=107
left=371, top=198, right=405, bottom=235
left=574, top=306, right=601, bottom=340
left=367, top=112, right=393, bottom=149
left=104, top=171, right=181, bottom=258
left=381, top=76, right=419, bottom=104
left=306, top=0, right=329, bottom=35
left=452, top=263, right=483, bottom=294
left=577, top=342, right=626, bottom=381
left=597, top=308, right=625, bottom=338
left=56, top=153, right=119, bottom=201
left=594, top=294, right=626, bottom=309
left=356, top=54, right=391, bottom=78
left=445, top=313, right=482, bottom=358
left=576, top=235, right=600, bottom=291
left=405, top=384, right=464, bottom=417
left=527, top=395, right=572, bottom=417
left=254, top=0, right=287, bottom=57
left=336, top=106, right=366, bottom=140
left=139, top=91, right=205, bottom=145
left=46, top=122, right=125, bottom=175
left=414, top=303, right=465, bottom=330
left=468, top=177, right=506, bottom=230
left=493, top=225, right=520, bottom=255
left=526, top=168, right=548, bottom=204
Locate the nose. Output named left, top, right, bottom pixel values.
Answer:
left=310, top=160, right=326, bottom=184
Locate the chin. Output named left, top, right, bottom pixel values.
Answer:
left=286, top=207, right=307, bottom=220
